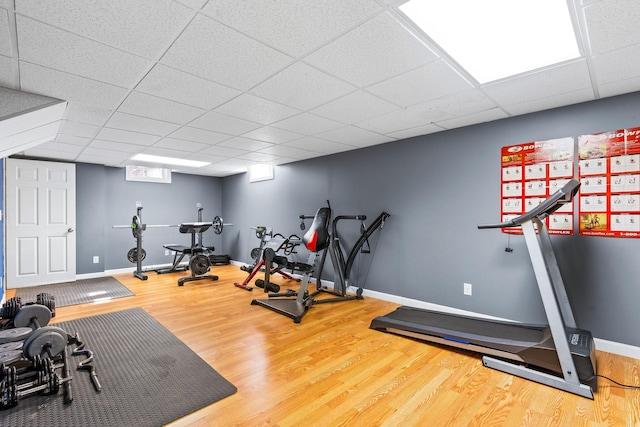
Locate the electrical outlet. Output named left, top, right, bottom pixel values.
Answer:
left=165, top=249, right=170, bottom=256
left=464, top=282, right=472, bottom=296
left=93, top=256, right=99, bottom=264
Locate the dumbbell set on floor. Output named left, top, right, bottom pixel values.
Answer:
left=0, top=295, right=74, bottom=409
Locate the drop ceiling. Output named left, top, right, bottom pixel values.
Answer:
left=1, top=0, right=639, bottom=177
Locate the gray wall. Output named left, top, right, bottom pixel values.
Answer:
left=76, top=164, right=222, bottom=273
left=221, top=92, right=640, bottom=348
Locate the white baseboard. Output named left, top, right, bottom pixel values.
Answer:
left=357, top=287, right=640, bottom=360
left=82, top=262, right=640, bottom=361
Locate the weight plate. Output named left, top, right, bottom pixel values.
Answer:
left=24, top=326, right=67, bottom=360
left=13, top=304, right=52, bottom=329
left=212, top=215, right=224, bottom=234
left=0, top=341, right=23, bottom=351
left=189, top=254, right=210, bottom=276
left=127, top=247, right=146, bottom=263
left=0, top=350, right=22, bottom=365
left=0, top=327, right=33, bottom=344
left=131, top=215, right=142, bottom=238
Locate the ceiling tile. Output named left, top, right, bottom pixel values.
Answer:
left=357, top=90, right=496, bottom=134
left=317, top=125, right=393, bottom=146
left=251, top=62, right=355, bottom=110
left=16, top=16, right=150, bottom=87
left=502, top=89, right=596, bottom=117
left=184, top=152, right=229, bottom=164
left=367, top=60, right=473, bottom=107
left=79, top=146, right=136, bottom=161
left=161, top=14, right=292, bottom=90
left=214, top=94, right=300, bottom=125
left=152, top=138, right=209, bottom=152
left=19, top=61, right=127, bottom=109
left=189, top=111, right=261, bottom=135
left=242, top=126, right=304, bottom=144
left=0, top=55, right=16, bottom=88
left=21, top=146, right=78, bottom=161
left=15, top=0, right=193, bottom=58
left=257, top=144, right=321, bottom=160
left=105, top=112, right=180, bottom=137
left=169, top=126, right=231, bottom=145
left=386, top=123, right=442, bottom=140
left=62, top=102, right=112, bottom=125
left=201, top=0, right=380, bottom=57
left=311, top=90, right=398, bottom=123
left=58, top=120, right=99, bottom=138
left=95, top=127, right=160, bottom=145
left=305, top=12, right=438, bottom=87
left=119, top=91, right=205, bottom=125
left=216, top=137, right=273, bottom=152
left=271, top=113, right=344, bottom=135
left=54, top=134, right=91, bottom=146
left=200, top=145, right=248, bottom=157
left=436, top=108, right=509, bottom=130
left=1, top=8, right=11, bottom=56
left=592, top=44, right=640, bottom=86
left=90, top=139, right=148, bottom=153
left=483, top=60, right=593, bottom=106
left=598, top=77, right=640, bottom=99
left=584, top=0, right=640, bottom=55
left=136, top=64, right=241, bottom=110
left=284, top=136, right=355, bottom=154
left=174, top=0, right=208, bottom=10
left=25, top=140, right=84, bottom=154
left=237, top=152, right=283, bottom=163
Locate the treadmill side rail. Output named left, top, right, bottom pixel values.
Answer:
left=483, top=356, right=594, bottom=399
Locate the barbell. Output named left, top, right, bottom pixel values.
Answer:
left=113, top=215, right=232, bottom=238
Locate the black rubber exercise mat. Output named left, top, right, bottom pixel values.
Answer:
left=0, top=308, right=237, bottom=426
left=13, top=276, right=134, bottom=307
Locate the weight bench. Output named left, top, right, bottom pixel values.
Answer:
left=155, top=243, right=215, bottom=275
left=175, top=222, right=219, bottom=286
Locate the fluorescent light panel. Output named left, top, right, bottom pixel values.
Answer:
left=400, top=0, right=580, bottom=83
left=131, top=153, right=210, bottom=168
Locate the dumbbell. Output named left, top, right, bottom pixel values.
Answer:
left=0, top=355, right=72, bottom=409
left=10, top=304, right=68, bottom=361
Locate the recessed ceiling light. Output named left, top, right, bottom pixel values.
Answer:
left=400, top=0, right=580, bottom=83
left=131, top=153, right=210, bottom=168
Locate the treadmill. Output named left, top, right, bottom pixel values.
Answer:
left=370, top=179, right=597, bottom=398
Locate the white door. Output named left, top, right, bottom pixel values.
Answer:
left=6, top=158, right=76, bottom=288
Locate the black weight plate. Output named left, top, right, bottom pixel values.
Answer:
left=189, top=254, right=210, bottom=276
left=24, top=327, right=67, bottom=360
left=0, top=350, right=22, bottom=365
left=13, top=304, right=52, bottom=328
left=0, top=341, right=23, bottom=351
left=250, top=247, right=260, bottom=260
left=0, top=327, right=32, bottom=344
left=127, top=247, right=147, bottom=263
left=212, top=215, right=223, bottom=234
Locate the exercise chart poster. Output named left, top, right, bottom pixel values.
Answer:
left=578, top=127, right=640, bottom=238
left=500, top=137, right=575, bottom=235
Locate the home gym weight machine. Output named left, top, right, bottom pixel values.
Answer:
left=112, top=203, right=232, bottom=281
left=251, top=201, right=390, bottom=323
left=234, top=226, right=303, bottom=291
left=370, top=179, right=597, bottom=398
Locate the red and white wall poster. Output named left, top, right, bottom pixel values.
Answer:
left=500, top=137, right=575, bottom=235
left=578, top=127, right=640, bottom=237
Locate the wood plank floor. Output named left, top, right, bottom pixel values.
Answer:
left=8, top=265, right=640, bottom=426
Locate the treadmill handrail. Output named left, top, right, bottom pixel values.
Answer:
left=478, top=179, right=580, bottom=229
